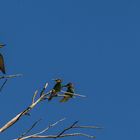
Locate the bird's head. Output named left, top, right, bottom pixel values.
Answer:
left=52, top=78, right=62, bottom=83
left=65, top=82, right=73, bottom=88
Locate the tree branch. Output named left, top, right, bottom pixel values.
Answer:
left=57, top=121, right=79, bottom=137
left=15, top=133, right=96, bottom=140
left=0, top=74, right=23, bottom=92
left=0, top=81, right=87, bottom=133
left=19, top=119, right=42, bottom=138
left=0, top=79, right=8, bottom=92
left=0, top=74, right=22, bottom=79
left=61, top=90, right=86, bottom=98
left=14, top=118, right=66, bottom=140
left=14, top=119, right=98, bottom=140
left=0, top=82, right=48, bottom=133
left=32, top=90, right=38, bottom=104
left=33, top=118, right=66, bottom=136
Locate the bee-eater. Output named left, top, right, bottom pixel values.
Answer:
left=48, top=79, right=62, bottom=101
left=60, top=82, right=74, bottom=103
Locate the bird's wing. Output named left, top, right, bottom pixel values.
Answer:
left=0, top=53, right=5, bottom=74
left=60, top=95, right=71, bottom=103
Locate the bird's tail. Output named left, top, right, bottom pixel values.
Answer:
left=60, top=97, right=69, bottom=103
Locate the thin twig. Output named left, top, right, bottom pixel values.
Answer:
left=14, top=118, right=66, bottom=140
left=32, top=90, right=38, bottom=104
left=0, top=74, right=22, bottom=79
left=0, top=79, right=8, bottom=92
left=57, top=121, right=79, bottom=137
left=33, top=118, right=66, bottom=136
left=14, top=133, right=96, bottom=140
left=61, top=90, right=86, bottom=98
left=0, top=74, right=22, bottom=92
left=40, top=83, right=48, bottom=97
left=20, top=119, right=42, bottom=138
left=14, top=119, right=98, bottom=140
left=0, top=82, right=49, bottom=133
left=73, top=125, right=103, bottom=129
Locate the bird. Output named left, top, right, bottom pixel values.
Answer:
left=48, top=79, right=62, bottom=101
left=0, top=44, right=6, bottom=74
left=60, top=82, right=74, bottom=103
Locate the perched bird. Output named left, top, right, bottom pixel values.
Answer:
left=48, top=79, right=62, bottom=101
left=0, top=44, right=6, bottom=74
left=60, top=82, right=74, bottom=103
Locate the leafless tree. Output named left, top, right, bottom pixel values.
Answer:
left=0, top=74, right=102, bottom=140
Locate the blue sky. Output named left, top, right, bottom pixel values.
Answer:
left=0, top=0, right=140, bottom=139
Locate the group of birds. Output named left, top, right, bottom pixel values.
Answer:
left=48, top=79, right=75, bottom=102
left=0, top=44, right=74, bottom=102
left=0, top=43, right=6, bottom=74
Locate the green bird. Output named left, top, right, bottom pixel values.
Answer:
left=0, top=44, right=6, bottom=74
left=48, top=79, right=62, bottom=101
left=60, top=82, right=74, bottom=103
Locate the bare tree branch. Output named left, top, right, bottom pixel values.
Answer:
left=0, top=74, right=23, bottom=92
left=14, top=133, right=96, bottom=140
left=57, top=121, right=79, bottom=137
left=33, top=118, right=66, bottom=136
left=14, top=118, right=66, bottom=140
left=32, top=90, right=38, bottom=104
left=39, top=90, right=87, bottom=100
left=0, top=79, right=8, bottom=92
left=0, top=82, right=48, bottom=133
left=61, top=90, right=86, bottom=98
left=0, top=74, right=22, bottom=79
left=0, top=81, right=87, bottom=133
left=14, top=119, right=98, bottom=140
left=40, top=83, right=49, bottom=97
left=73, top=125, right=103, bottom=129
left=19, top=119, right=42, bottom=138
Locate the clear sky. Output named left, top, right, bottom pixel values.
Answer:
left=0, top=0, right=140, bottom=140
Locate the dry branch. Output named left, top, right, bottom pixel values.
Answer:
left=0, top=74, right=23, bottom=92
left=0, top=79, right=8, bottom=92
left=0, top=74, right=22, bottom=79
left=14, top=119, right=98, bottom=140
left=32, top=90, right=38, bottom=104
left=57, top=121, right=79, bottom=137
left=15, top=133, right=96, bottom=140
left=0, top=82, right=48, bottom=133
left=61, top=90, right=86, bottom=97
left=0, top=81, right=87, bottom=133
left=19, top=119, right=42, bottom=139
